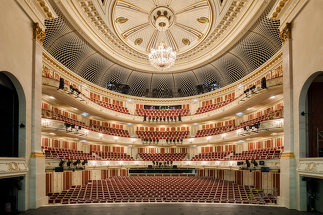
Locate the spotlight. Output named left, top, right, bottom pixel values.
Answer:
left=259, top=161, right=265, bottom=165
left=67, top=160, right=72, bottom=167
left=246, top=160, right=250, bottom=168
left=252, top=160, right=258, bottom=167
left=237, top=161, right=244, bottom=166
left=59, top=160, right=65, bottom=167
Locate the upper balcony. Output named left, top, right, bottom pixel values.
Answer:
left=42, top=51, right=283, bottom=124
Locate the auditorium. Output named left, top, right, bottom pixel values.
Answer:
left=0, top=0, right=322, bottom=214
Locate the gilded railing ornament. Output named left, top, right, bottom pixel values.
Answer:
left=279, top=23, right=291, bottom=44
left=33, top=22, right=46, bottom=45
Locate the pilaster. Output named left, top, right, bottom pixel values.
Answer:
left=28, top=23, right=47, bottom=208
left=280, top=23, right=297, bottom=209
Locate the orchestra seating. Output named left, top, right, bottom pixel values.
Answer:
left=138, top=153, right=187, bottom=161
left=191, top=151, right=232, bottom=161
left=226, top=147, right=283, bottom=161
left=43, top=147, right=98, bottom=160
left=94, top=151, right=134, bottom=161
left=136, top=130, right=189, bottom=140
left=47, top=176, right=276, bottom=204
left=136, top=109, right=189, bottom=117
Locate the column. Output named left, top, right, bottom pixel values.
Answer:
left=279, top=23, right=297, bottom=209
left=29, top=23, right=47, bottom=208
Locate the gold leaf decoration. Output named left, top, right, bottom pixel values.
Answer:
left=197, top=17, right=209, bottom=23
left=182, top=38, right=190, bottom=45
left=134, top=38, right=143, bottom=45
left=116, top=17, right=128, bottom=24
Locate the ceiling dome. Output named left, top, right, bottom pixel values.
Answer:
left=44, top=0, right=281, bottom=98
left=112, top=0, right=213, bottom=56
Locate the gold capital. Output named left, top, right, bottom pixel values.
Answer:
left=30, top=151, right=45, bottom=159
left=33, top=22, right=46, bottom=45
left=281, top=152, right=295, bottom=159
left=279, top=23, right=291, bottom=44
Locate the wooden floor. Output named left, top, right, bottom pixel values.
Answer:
left=21, top=203, right=322, bottom=215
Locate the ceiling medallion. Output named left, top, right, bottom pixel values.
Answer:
left=182, top=38, right=190, bottom=45
left=134, top=38, right=143, bottom=45
left=115, top=17, right=128, bottom=24
left=197, top=17, right=209, bottom=23
left=150, top=7, right=175, bottom=32
left=148, top=42, right=176, bottom=71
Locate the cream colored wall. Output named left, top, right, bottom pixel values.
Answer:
left=281, top=0, right=323, bottom=211
left=0, top=0, right=47, bottom=211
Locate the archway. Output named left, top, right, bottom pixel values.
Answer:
left=299, top=72, right=323, bottom=158
left=0, top=71, right=26, bottom=213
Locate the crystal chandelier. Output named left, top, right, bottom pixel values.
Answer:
left=148, top=42, right=176, bottom=71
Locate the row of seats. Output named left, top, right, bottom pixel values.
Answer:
left=195, top=110, right=282, bottom=138
left=87, top=97, right=130, bottom=115
left=42, top=109, right=130, bottom=138
left=196, top=125, right=235, bottom=137
left=225, top=147, right=283, bottom=161
left=138, top=153, right=187, bottom=161
left=89, top=124, right=130, bottom=137
left=191, top=147, right=283, bottom=161
left=42, top=146, right=135, bottom=161
left=136, top=109, right=189, bottom=117
left=43, top=147, right=98, bottom=161
left=191, top=151, right=232, bottom=161
left=195, top=99, right=234, bottom=115
left=94, top=151, right=134, bottom=161
left=136, top=131, right=189, bottom=140
left=47, top=176, right=276, bottom=204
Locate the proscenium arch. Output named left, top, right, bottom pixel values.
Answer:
left=298, top=71, right=323, bottom=158
left=0, top=71, right=27, bottom=158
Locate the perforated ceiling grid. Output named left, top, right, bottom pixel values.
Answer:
left=43, top=5, right=281, bottom=98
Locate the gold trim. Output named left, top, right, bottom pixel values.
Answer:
left=30, top=152, right=45, bottom=159
left=271, top=0, right=290, bottom=21
left=33, top=22, right=46, bottom=45
left=281, top=152, right=295, bottom=159
left=279, top=23, right=291, bottom=44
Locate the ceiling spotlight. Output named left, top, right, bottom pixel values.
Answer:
left=49, top=96, right=55, bottom=100
left=81, top=112, right=88, bottom=117
left=236, top=112, right=243, bottom=116
left=270, top=96, right=276, bottom=99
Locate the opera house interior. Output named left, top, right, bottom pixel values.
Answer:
left=0, top=0, right=323, bottom=214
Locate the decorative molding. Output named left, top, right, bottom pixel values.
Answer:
left=269, top=0, right=291, bottom=21
left=0, top=159, right=28, bottom=178
left=33, top=22, right=46, bottom=45
left=280, top=151, right=295, bottom=159
left=279, top=23, right=291, bottom=44
left=297, top=159, right=323, bottom=178
left=30, top=151, right=45, bottom=159
left=17, top=0, right=57, bottom=29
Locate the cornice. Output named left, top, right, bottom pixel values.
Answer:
left=0, top=158, right=29, bottom=178
left=17, top=0, right=57, bottom=29
left=268, top=0, right=308, bottom=31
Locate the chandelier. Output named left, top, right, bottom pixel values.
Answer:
left=148, top=42, right=176, bottom=71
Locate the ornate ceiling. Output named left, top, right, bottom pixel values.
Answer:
left=112, top=0, right=213, bottom=56
left=43, top=0, right=281, bottom=98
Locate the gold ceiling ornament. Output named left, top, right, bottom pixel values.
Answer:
left=33, top=22, right=46, bottom=45
left=197, top=17, right=209, bottom=23
left=134, top=38, right=143, bottom=45
left=115, top=17, right=128, bottom=24
left=182, top=38, right=190, bottom=45
left=279, top=23, right=291, bottom=44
